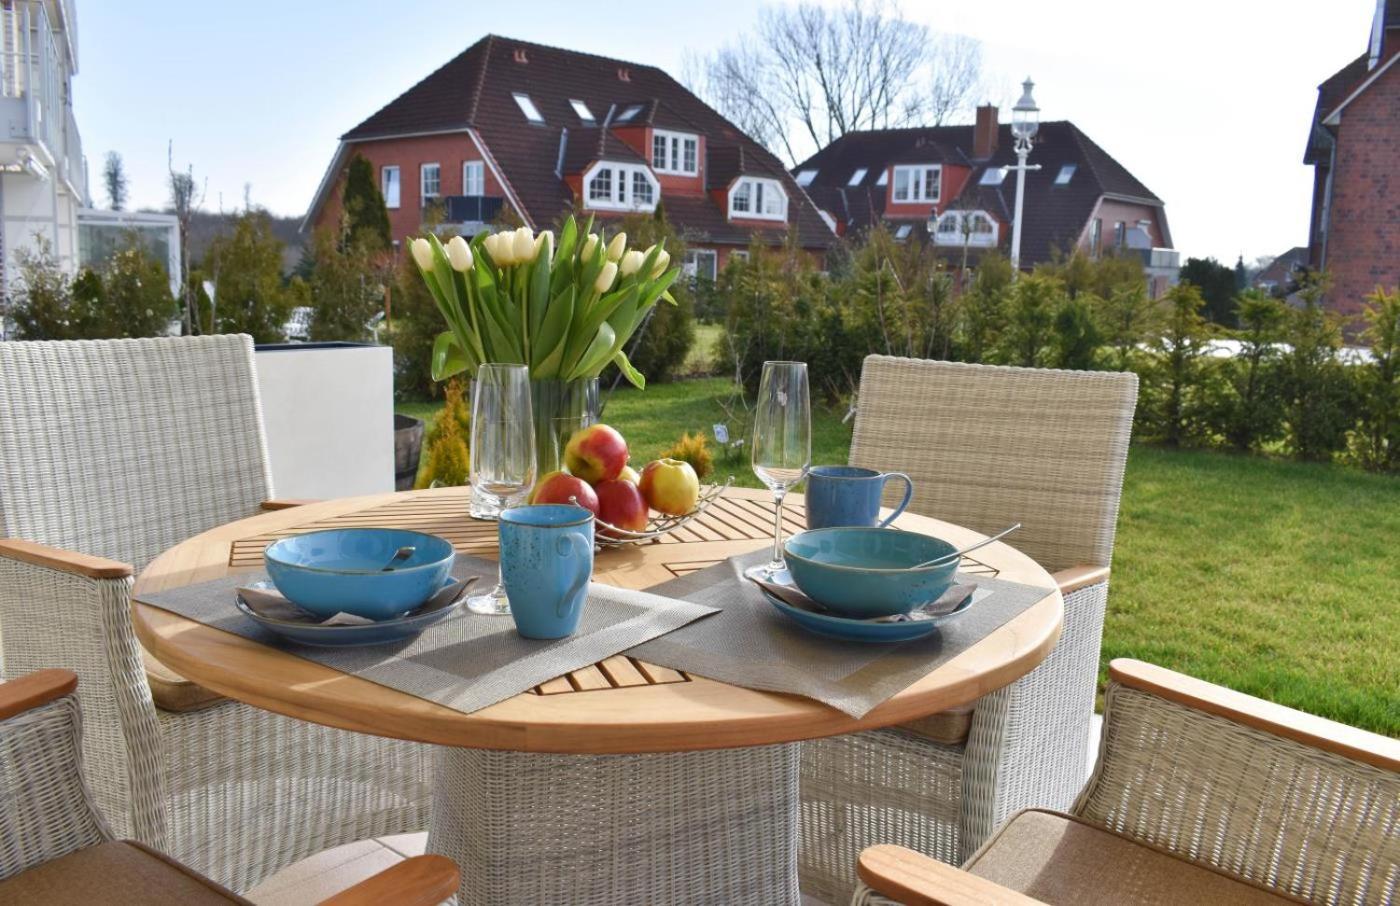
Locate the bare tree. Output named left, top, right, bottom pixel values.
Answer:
left=688, top=0, right=982, bottom=164
left=102, top=151, right=128, bottom=211
left=168, top=141, right=206, bottom=335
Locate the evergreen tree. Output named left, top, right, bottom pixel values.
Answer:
left=1052, top=294, right=1103, bottom=370
left=995, top=273, right=1063, bottom=367
left=103, top=151, right=128, bottom=211
left=1278, top=274, right=1356, bottom=461
left=342, top=154, right=391, bottom=252
left=306, top=227, right=384, bottom=342
left=1353, top=286, right=1400, bottom=471
left=202, top=210, right=296, bottom=342
left=1146, top=282, right=1211, bottom=446
left=1233, top=255, right=1248, bottom=292
left=1179, top=256, right=1238, bottom=327
left=1206, top=288, right=1286, bottom=451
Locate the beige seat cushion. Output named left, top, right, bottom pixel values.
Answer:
left=0, top=840, right=250, bottom=905
left=897, top=704, right=974, bottom=745
left=967, top=809, right=1306, bottom=905
left=143, top=649, right=226, bottom=713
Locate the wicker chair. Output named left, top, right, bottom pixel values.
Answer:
left=0, top=335, right=431, bottom=891
left=800, top=355, right=1139, bottom=902
left=853, top=659, right=1400, bottom=905
left=0, top=668, right=459, bottom=905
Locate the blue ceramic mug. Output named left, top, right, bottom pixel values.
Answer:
left=805, top=466, right=914, bottom=530
left=499, top=505, right=594, bottom=639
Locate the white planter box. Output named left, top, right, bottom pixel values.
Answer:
left=254, top=343, right=394, bottom=499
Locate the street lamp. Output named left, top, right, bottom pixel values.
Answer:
left=1008, top=77, right=1040, bottom=275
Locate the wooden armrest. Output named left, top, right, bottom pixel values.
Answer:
left=0, top=669, right=79, bottom=721
left=1110, top=659, right=1400, bottom=773
left=260, top=499, right=320, bottom=511
left=0, top=538, right=133, bottom=580
left=1050, top=565, right=1109, bottom=596
left=318, top=854, right=459, bottom=906
left=857, top=845, right=1046, bottom=906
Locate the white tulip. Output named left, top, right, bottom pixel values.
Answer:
left=619, top=249, right=644, bottom=277
left=581, top=232, right=600, bottom=260
left=594, top=261, right=618, bottom=293
left=485, top=232, right=512, bottom=266
left=650, top=248, right=671, bottom=278
left=410, top=237, right=434, bottom=270
left=606, top=232, right=627, bottom=262
left=445, top=235, right=474, bottom=272
left=534, top=229, right=554, bottom=263
left=512, top=226, right=536, bottom=263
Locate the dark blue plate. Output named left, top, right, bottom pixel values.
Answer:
left=758, top=582, right=972, bottom=643
left=235, top=578, right=464, bottom=647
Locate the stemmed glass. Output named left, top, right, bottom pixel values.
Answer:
left=746, top=361, right=811, bottom=580
left=467, top=364, right=536, bottom=615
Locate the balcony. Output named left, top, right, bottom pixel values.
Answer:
left=431, top=195, right=504, bottom=231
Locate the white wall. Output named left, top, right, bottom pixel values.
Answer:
left=254, top=344, right=395, bottom=499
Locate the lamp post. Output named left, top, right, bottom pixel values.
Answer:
left=1008, top=78, right=1040, bottom=276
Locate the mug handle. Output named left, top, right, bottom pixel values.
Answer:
left=554, top=532, right=593, bottom=619
left=877, top=473, right=914, bottom=528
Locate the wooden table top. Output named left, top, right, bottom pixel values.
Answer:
left=132, top=486, right=1062, bottom=754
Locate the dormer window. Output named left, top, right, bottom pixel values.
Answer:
left=652, top=129, right=698, bottom=175
left=795, top=169, right=818, bottom=186
left=932, top=210, right=997, bottom=247
left=570, top=99, right=595, bottom=123
left=892, top=164, right=941, bottom=203
left=847, top=168, right=868, bottom=186
left=513, top=92, right=544, bottom=124
left=584, top=161, right=659, bottom=212
left=729, top=176, right=787, bottom=221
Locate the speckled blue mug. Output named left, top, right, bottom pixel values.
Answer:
left=805, top=466, right=914, bottom=530
left=499, top=505, right=594, bottom=639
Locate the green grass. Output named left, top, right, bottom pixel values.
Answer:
left=682, top=323, right=723, bottom=376
left=399, top=380, right=1400, bottom=735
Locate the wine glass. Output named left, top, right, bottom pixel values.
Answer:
left=467, top=364, right=536, bottom=615
left=746, top=361, right=811, bottom=580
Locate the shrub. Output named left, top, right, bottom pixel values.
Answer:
left=995, top=273, right=1064, bottom=367
left=9, top=239, right=90, bottom=339
left=202, top=209, right=296, bottom=342
left=415, top=379, right=471, bottom=488
left=1204, top=289, right=1287, bottom=452
left=1352, top=285, right=1400, bottom=471
left=388, top=235, right=447, bottom=400
left=1051, top=294, right=1103, bottom=370
left=955, top=252, right=1012, bottom=363
left=1140, top=282, right=1212, bottom=446
left=593, top=208, right=695, bottom=385
left=99, top=237, right=179, bottom=338
left=1278, top=275, right=1356, bottom=461
left=8, top=234, right=175, bottom=340
left=305, top=228, right=388, bottom=342
left=660, top=431, right=715, bottom=481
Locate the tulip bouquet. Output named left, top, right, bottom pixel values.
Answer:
left=410, top=215, right=679, bottom=389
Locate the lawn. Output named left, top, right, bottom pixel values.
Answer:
left=399, top=377, right=1400, bottom=735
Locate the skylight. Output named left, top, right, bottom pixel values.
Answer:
left=616, top=104, right=644, bottom=122
left=513, top=92, right=544, bottom=124
left=876, top=170, right=888, bottom=186
left=795, top=169, right=818, bottom=186
left=1055, top=164, right=1076, bottom=185
left=570, top=99, right=595, bottom=123
left=979, top=167, right=1007, bottom=186
left=847, top=168, right=868, bottom=186
left=894, top=224, right=913, bottom=240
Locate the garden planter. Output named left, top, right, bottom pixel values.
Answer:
left=394, top=414, right=424, bottom=491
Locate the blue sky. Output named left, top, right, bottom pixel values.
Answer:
left=76, top=0, right=1377, bottom=263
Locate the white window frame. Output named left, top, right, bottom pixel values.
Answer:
left=728, top=176, right=787, bottom=222
left=570, top=99, right=595, bottom=123
left=381, top=165, right=400, bottom=209
left=847, top=167, right=867, bottom=186
left=420, top=163, right=441, bottom=202
left=512, top=92, right=544, bottom=124
left=462, top=160, right=485, bottom=197
left=583, top=161, right=660, bottom=212
left=651, top=128, right=699, bottom=175
left=891, top=164, right=941, bottom=203
left=683, top=248, right=718, bottom=282
left=931, top=210, right=997, bottom=248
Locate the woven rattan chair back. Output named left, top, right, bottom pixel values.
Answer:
left=850, top=355, right=1138, bottom=573
left=0, top=335, right=274, bottom=571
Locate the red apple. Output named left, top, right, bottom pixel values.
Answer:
left=594, top=478, right=649, bottom=537
left=638, top=458, right=700, bottom=516
left=528, top=470, right=599, bottom=515
left=564, top=424, right=629, bottom=484
left=618, top=464, right=641, bottom=485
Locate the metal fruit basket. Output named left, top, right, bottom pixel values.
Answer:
left=579, top=476, right=735, bottom=547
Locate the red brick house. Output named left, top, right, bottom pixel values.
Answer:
left=792, top=106, right=1178, bottom=294
left=302, top=35, right=834, bottom=280
left=1305, top=0, right=1400, bottom=320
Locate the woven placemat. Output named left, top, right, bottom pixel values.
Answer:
left=628, top=550, right=1053, bottom=717
left=138, top=555, right=717, bottom=715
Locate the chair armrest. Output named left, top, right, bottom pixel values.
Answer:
left=857, top=845, right=1046, bottom=906
left=260, top=499, right=320, bottom=511
left=0, top=669, right=79, bottom=721
left=1109, top=659, right=1400, bottom=773
left=0, top=539, right=132, bottom=579
left=1050, top=565, right=1109, bottom=596
left=318, top=854, right=459, bottom=906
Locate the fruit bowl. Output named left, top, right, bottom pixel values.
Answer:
left=576, top=477, right=734, bottom=547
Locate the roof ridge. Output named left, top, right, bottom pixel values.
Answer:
left=483, top=33, right=669, bottom=75
left=1063, top=123, right=1107, bottom=195
left=466, top=34, right=496, bottom=126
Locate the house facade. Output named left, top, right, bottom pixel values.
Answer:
left=794, top=106, right=1178, bottom=296
left=302, top=36, right=834, bottom=280
left=1304, top=0, right=1399, bottom=320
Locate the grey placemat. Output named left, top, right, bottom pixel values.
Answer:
left=627, top=550, right=1053, bottom=717
left=138, top=556, right=717, bottom=715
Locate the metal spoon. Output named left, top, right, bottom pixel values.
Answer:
left=912, top=523, right=1022, bottom=570
left=380, top=546, right=416, bottom=571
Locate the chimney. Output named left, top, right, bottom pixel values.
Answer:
left=974, top=104, right=999, bottom=160
left=616, top=66, right=631, bottom=82
left=512, top=48, right=528, bottom=64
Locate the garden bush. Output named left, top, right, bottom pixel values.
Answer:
left=1204, top=289, right=1287, bottom=452
left=8, top=234, right=175, bottom=340
left=1278, top=276, right=1357, bottom=461
left=202, top=209, right=298, bottom=342
left=1352, top=286, right=1400, bottom=471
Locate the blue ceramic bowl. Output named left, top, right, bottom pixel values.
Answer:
left=783, top=527, right=960, bottom=618
left=264, top=528, right=455, bottom=621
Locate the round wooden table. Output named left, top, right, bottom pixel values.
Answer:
left=133, top=486, right=1061, bottom=904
